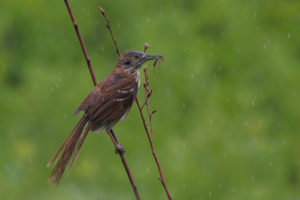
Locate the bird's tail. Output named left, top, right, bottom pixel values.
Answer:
left=47, top=115, right=90, bottom=185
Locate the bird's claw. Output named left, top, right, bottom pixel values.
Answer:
left=115, top=144, right=126, bottom=154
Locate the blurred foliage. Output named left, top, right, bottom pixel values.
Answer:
left=1, top=0, right=300, bottom=199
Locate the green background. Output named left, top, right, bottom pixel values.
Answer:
left=1, top=0, right=300, bottom=199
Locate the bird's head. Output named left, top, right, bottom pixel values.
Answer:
left=117, top=50, right=163, bottom=70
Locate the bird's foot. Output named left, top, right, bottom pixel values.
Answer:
left=115, top=144, right=126, bottom=154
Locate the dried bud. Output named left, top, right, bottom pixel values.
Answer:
left=144, top=43, right=150, bottom=52
left=99, top=7, right=104, bottom=14
left=151, top=110, right=157, bottom=116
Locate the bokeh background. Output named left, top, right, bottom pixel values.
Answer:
left=1, top=0, right=300, bottom=199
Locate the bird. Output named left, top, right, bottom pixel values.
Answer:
left=47, top=50, right=163, bottom=185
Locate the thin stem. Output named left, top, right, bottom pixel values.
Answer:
left=143, top=67, right=154, bottom=137
left=107, top=129, right=141, bottom=200
left=135, top=45, right=173, bottom=199
left=98, top=7, right=121, bottom=57
left=135, top=98, right=172, bottom=200
left=64, top=1, right=140, bottom=199
left=64, top=0, right=97, bottom=86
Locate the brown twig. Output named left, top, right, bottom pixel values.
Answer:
left=98, top=7, right=121, bottom=57
left=64, top=1, right=140, bottom=199
left=135, top=69, right=173, bottom=200
left=134, top=44, right=172, bottom=199
left=107, top=129, right=141, bottom=200
left=64, top=0, right=97, bottom=86
left=142, top=67, right=154, bottom=138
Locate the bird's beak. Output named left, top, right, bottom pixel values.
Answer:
left=143, top=53, right=163, bottom=61
left=142, top=53, right=164, bottom=66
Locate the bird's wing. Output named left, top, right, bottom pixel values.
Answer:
left=74, top=73, right=138, bottom=128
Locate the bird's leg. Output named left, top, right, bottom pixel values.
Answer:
left=107, top=129, right=126, bottom=154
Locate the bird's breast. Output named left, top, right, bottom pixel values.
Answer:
left=136, top=70, right=140, bottom=88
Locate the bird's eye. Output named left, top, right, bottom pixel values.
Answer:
left=134, top=55, right=139, bottom=59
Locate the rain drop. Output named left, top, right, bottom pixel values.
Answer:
left=260, top=156, right=264, bottom=161
left=263, top=43, right=266, bottom=50
left=251, top=100, right=255, bottom=107
left=223, top=152, right=226, bottom=159
left=165, top=88, right=171, bottom=96
left=182, top=101, right=186, bottom=109
left=251, top=176, right=254, bottom=182
left=288, top=33, right=290, bottom=39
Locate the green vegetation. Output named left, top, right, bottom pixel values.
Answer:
left=1, top=0, right=299, bottom=199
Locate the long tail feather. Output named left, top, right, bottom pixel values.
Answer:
left=48, top=115, right=89, bottom=185
left=68, top=124, right=90, bottom=173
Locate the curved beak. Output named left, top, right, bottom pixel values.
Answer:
left=141, top=53, right=164, bottom=66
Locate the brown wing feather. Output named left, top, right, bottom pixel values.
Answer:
left=74, top=72, right=138, bottom=131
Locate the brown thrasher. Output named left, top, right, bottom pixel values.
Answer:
left=47, top=50, right=163, bottom=184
